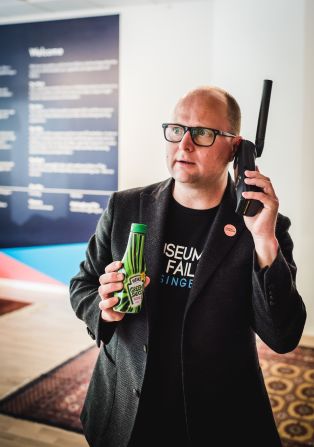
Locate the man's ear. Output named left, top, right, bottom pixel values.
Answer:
left=229, top=136, right=242, bottom=161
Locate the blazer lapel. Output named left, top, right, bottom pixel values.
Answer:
left=185, top=175, right=246, bottom=313
left=139, top=178, right=173, bottom=326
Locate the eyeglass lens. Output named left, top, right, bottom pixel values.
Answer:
left=165, top=125, right=215, bottom=146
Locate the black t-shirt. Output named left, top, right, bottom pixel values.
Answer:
left=129, top=196, right=218, bottom=446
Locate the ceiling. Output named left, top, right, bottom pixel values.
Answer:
left=0, top=0, right=189, bottom=22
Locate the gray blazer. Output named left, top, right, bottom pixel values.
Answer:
left=70, top=176, right=306, bottom=447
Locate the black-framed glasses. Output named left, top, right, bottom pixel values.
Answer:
left=162, top=123, right=236, bottom=147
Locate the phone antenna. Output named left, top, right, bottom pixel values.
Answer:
left=255, top=79, right=273, bottom=157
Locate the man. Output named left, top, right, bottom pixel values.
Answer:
left=70, top=86, right=306, bottom=447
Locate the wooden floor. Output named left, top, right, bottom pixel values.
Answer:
left=0, top=281, right=92, bottom=447
left=0, top=414, right=88, bottom=447
left=0, top=280, right=313, bottom=447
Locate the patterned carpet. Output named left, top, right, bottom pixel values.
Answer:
left=0, top=346, right=98, bottom=433
left=0, top=341, right=313, bottom=446
left=258, top=341, right=314, bottom=446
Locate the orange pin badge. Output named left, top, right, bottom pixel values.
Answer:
left=224, top=224, right=237, bottom=237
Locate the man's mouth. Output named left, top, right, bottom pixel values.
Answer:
left=176, top=160, right=195, bottom=165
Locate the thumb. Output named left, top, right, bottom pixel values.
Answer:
left=144, top=275, right=151, bottom=288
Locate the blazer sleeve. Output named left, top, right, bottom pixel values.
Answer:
left=251, top=214, right=306, bottom=353
left=69, top=192, right=118, bottom=347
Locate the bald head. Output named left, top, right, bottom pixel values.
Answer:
left=173, top=86, right=241, bottom=135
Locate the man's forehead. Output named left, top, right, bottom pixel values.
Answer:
left=172, top=91, right=227, bottom=120
left=177, top=89, right=226, bottom=107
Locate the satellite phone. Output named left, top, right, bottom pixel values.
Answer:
left=234, top=79, right=273, bottom=216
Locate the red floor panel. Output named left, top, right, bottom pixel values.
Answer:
left=0, top=252, right=64, bottom=286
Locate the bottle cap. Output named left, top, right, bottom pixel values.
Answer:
left=131, top=223, right=147, bottom=234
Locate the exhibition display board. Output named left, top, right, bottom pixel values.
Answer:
left=0, top=15, right=119, bottom=247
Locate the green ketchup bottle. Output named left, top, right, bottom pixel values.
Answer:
left=113, top=223, right=147, bottom=313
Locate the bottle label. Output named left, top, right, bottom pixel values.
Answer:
left=126, top=273, right=145, bottom=307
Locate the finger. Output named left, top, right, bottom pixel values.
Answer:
left=242, top=191, right=279, bottom=210
left=104, top=260, right=123, bottom=274
left=99, top=271, right=124, bottom=285
left=99, top=297, right=125, bottom=322
left=99, top=296, right=119, bottom=309
left=244, top=177, right=275, bottom=195
left=99, top=303, right=125, bottom=322
left=244, top=170, right=270, bottom=181
left=98, top=281, right=124, bottom=298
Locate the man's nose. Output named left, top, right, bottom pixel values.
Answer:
left=178, top=129, right=194, bottom=152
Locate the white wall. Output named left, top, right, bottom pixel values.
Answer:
left=119, top=1, right=214, bottom=189
left=300, top=0, right=314, bottom=336
left=2, top=0, right=313, bottom=335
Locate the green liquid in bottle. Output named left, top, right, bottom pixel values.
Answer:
left=113, top=223, right=147, bottom=313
